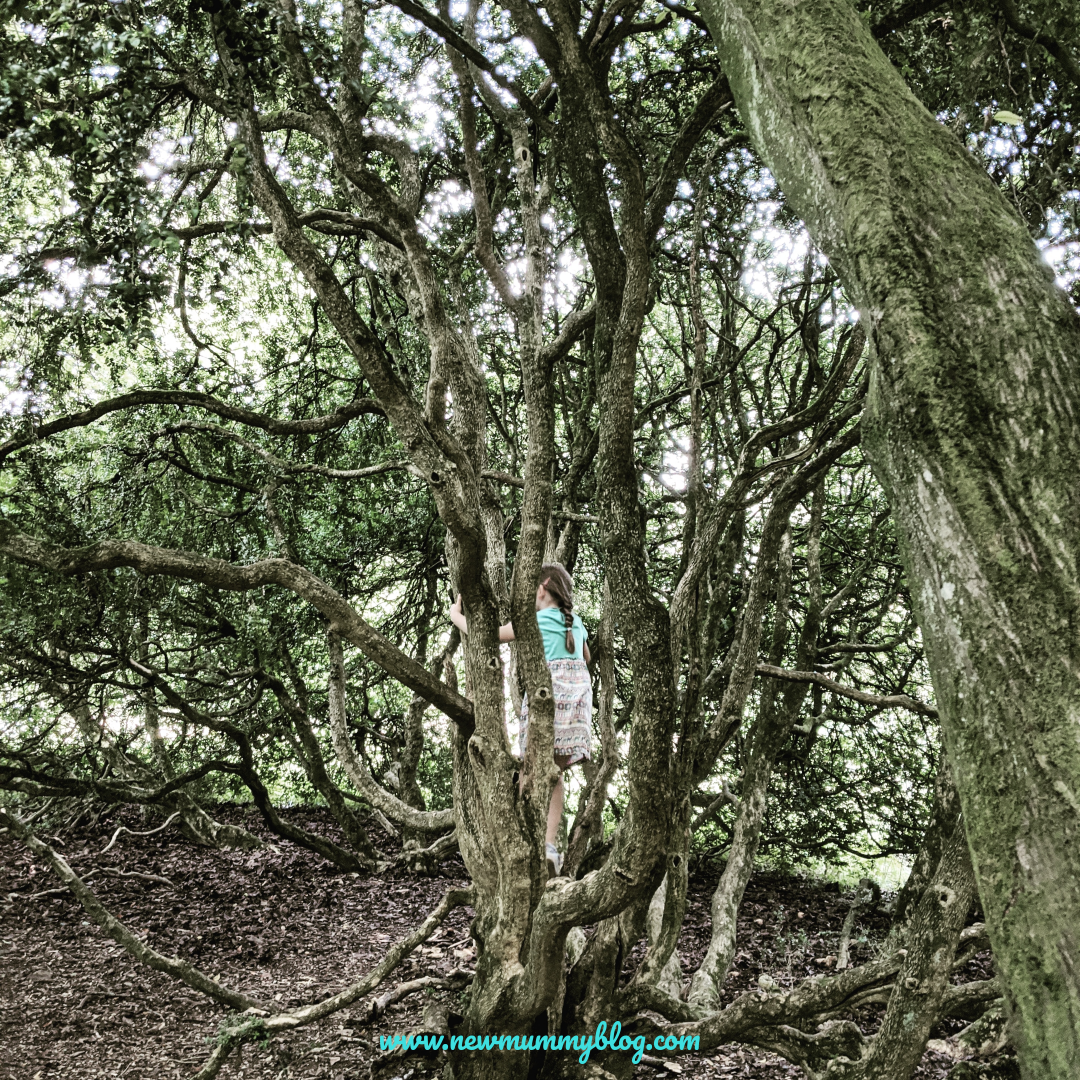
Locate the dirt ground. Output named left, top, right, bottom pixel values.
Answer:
left=0, top=806, right=999, bottom=1079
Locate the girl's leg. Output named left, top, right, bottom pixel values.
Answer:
left=547, top=754, right=572, bottom=846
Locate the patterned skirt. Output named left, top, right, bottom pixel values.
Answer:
left=519, top=658, right=593, bottom=765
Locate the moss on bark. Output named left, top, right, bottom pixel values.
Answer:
left=696, top=0, right=1080, bottom=1074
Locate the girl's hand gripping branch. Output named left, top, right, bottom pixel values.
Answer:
left=448, top=594, right=516, bottom=643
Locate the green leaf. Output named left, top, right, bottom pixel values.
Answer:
left=993, top=110, right=1024, bottom=125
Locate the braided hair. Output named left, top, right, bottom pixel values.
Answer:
left=539, top=562, right=576, bottom=653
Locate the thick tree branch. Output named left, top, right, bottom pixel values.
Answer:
left=538, top=305, right=597, bottom=367
left=0, top=391, right=384, bottom=465
left=649, top=948, right=906, bottom=1048
left=695, top=2, right=1080, bottom=1069
left=0, top=524, right=474, bottom=726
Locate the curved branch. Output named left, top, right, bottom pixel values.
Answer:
left=0, top=807, right=269, bottom=1012
left=660, top=949, right=906, bottom=1049
left=755, top=663, right=939, bottom=718
left=0, top=759, right=242, bottom=804
left=996, top=0, right=1080, bottom=87
left=127, top=659, right=373, bottom=872
left=327, top=629, right=456, bottom=831
left=645, top=77, right=734, bottom=243
left=234, top=885, right=473, bottom=1033
left=168, top=209, right=405, bottom=250
left=538, top=305, right=597, bottom=367
left=870, top=1, right=942, bottom=38
left=618, top=982, right=707, bottom=1023
left=0, top=391, right=384, bottom=465
left=163, top=421, right=413, bottom=480
left=384, top=0, right=552, bottom=131
left=0, top=523, right=474, bottom=727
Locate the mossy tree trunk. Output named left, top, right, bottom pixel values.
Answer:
left=696, top=0, right=1080, bottom=1073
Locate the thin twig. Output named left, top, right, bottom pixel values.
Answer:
left=100, top=811, right=181, bottom=855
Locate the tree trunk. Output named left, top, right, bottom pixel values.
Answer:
left=696, top=0, right=1080, bottom=1074
left=890, top=748, right=962, bottom=935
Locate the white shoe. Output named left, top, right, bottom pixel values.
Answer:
left=546, top=842, right=564, bottom=877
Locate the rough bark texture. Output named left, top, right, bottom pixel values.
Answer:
left=891, top=750, right=962, bottom=934
left=695, top=0, right=1080, bottom=1074
left=823, top=821, right=977, bottom=1080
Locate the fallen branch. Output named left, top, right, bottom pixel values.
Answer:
left=191, top=1036, right=237, bottom=1080
left=0, top=807, right=268, bottom=1012
left=639, top=1054, right=684, bottom=1073
left=394, top=829, right=458, bottom=869
left=230, top=885, right=474, bottom=1035
left=366, top=968, right=473, bottom=1021
left=837, top=878, right=880, bottom=971
left=97, top=867, right=176, bottom=887
left=14, top=864, right=174, bottom=900
left=100, top=811, right=182, bottom=854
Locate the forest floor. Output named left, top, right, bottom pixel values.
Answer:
left=0, top=806, right=1000, bottom=1080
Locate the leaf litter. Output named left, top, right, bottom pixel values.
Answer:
left=0, top=807, right=1003, bottom=1079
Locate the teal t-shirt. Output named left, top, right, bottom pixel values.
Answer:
left=536, top=607, right=588, bottom=662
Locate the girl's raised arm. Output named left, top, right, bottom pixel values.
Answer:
left=449, top=595, right=515, bottom=642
